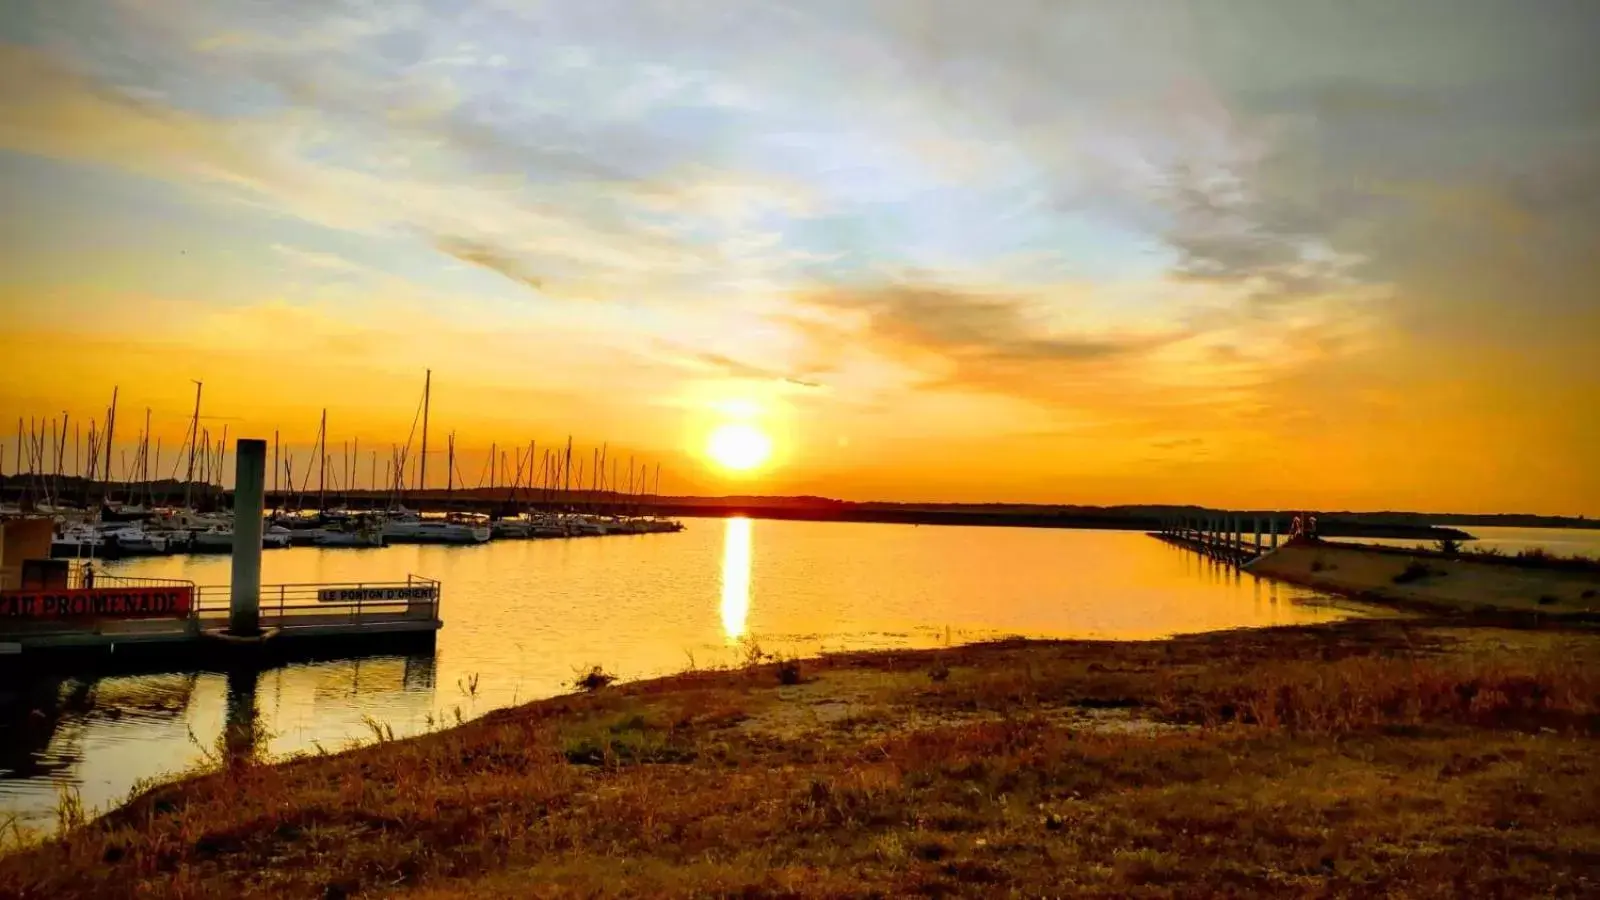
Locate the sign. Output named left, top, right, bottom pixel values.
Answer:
left=316, top=586, right=439, bottom=604
left=0, top=586, right=193, bottom=619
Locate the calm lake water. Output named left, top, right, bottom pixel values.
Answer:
left=3, top=520, right=1374, bottom=829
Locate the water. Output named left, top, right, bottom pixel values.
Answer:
left=1328, top=525, right=1600, bottom=558
left=1, top=520, right=1362, bottom=830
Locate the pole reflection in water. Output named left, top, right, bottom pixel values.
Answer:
left=223, top=668, right=260, bottom=765
left=720, top=517, right=752, bottom=642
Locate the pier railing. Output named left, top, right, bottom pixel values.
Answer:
left=189, top=575, right=443, bottom=631
left=67, top=562, right=195, bottom=591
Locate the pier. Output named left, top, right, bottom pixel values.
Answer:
left=1150, top=514, right=1284, bottom=567
left=0, top=438, right=443, bottom=670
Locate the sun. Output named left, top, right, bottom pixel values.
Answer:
left=706, top=422, right=773, bottom=472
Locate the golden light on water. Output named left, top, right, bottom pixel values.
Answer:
left=706, top=422, right=773, bottom=472
left=720, top=517, right=752, bottom=641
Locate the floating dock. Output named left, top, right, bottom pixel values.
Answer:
left=1, top=438, right=443, bottom=671
left=0, top=574, right=442, bottom=670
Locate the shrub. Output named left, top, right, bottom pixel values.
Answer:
left=1537, top=595, right=1560, bottom=606
left=574, top=666, right=616, bottom=691
left=1393, top=560, right=1434, bottom=584
left=777, top=656, right=803, bottom=685
left=929, top=661, right=951, bottom=683
left=1436, top=538, right=1462, bottom=555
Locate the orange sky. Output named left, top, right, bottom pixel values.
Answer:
left=1, top=2, right=1596, bottom=515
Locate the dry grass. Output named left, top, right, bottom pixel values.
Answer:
left=3, top=619, right=1600, bottom=898
left=1252, top=542, right=1600, bottom=616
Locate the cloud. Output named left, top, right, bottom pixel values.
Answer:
left=270, top=243, right=367, bottom=274
left=432, top=235, right=546, bottom=292
left=802, top=283, right=1185, bottom=367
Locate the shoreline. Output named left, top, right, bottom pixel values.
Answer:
left=4, top=610, right=1599, bottom=897
left=1248, top=540, right=1600, bottom=620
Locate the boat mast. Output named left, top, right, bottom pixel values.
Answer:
left=184, top=380, right=202, bottom=509
left=418, top=369, right=431, bottom=493
left=216, top=425, right=227, bottom=503
left=101, top=386, right=117, bottom=506
left=447, top=432, right=455, bottom=494
left=563, top=436, right=572, bottom=506
left=141, top=407, right=151, bottom=501
left=318, top=408, right=327, bottom=513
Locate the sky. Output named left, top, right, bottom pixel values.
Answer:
left=0, top=0, right=1596, bottom=514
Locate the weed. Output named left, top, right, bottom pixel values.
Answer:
left=739, top=636, right=769, bottom=667
left=574, top=666, right=616, bottom=691
left=54, top=787, right=85, bottom=837
left=562, top=712, right=692, bottom=766
left=930, top=660, right=952, bottom=682
left=457, top=673, right=480, bottom=699
left=777, top=656, right=803, bottom=685
left=1435, top=538, right=1462, bottom=555
left=360, top=715, right=396, bottom=743
left=1393, top=560, right=1435, bottom=584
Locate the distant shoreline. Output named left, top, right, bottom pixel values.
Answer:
left=654, top=504, right=1475, bottom=541
left=9, top=475, right=1594, bottom=537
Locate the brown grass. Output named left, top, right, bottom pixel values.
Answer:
left=1252, top=542, right=1600, bottom=616
left=3, top=619, right=1600, bottom=898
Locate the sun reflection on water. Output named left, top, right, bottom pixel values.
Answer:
left=720, top=517, right=751, bottom=641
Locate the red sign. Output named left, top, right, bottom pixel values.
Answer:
left=0, top=586, right=193, bottom=619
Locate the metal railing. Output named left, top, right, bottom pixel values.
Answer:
left=68, top=562, right=195, bottom=590
left=188, top=575, right=443, bottom=630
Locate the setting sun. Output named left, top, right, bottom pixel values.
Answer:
left=706, top=423, right=773, bottom=472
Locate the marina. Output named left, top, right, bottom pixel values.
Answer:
left=1, top=372, right=688, bottom=564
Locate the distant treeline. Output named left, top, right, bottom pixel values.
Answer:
left=2, top=477, right=1588, bottom=536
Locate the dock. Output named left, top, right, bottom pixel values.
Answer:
left=1, top=438, right=443, bottom=671
left=1149, top=514, right=1286, bottom=567
left=0, top=572, right=441, bottom=669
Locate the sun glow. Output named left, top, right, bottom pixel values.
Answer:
left=705, top=422, right=773, bottom=472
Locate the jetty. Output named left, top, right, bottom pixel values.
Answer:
left=1150, top=514, right=1286, bottom=567
left=0, top=439, right=442, bottom=670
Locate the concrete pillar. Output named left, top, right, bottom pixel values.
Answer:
left=229, top=438, right=266, bottom=636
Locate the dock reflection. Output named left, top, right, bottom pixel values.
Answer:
left=0, top=651, right=437, bottom=827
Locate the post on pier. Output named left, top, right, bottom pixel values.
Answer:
left=1270, top=516, right=1280, bottom=549
left=1253, top=516, right=1262, bottom=553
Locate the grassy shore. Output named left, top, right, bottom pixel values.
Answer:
left=3, top=616, right=1599, bottom=898
left=1251, top=542, right=1600, bottom=617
